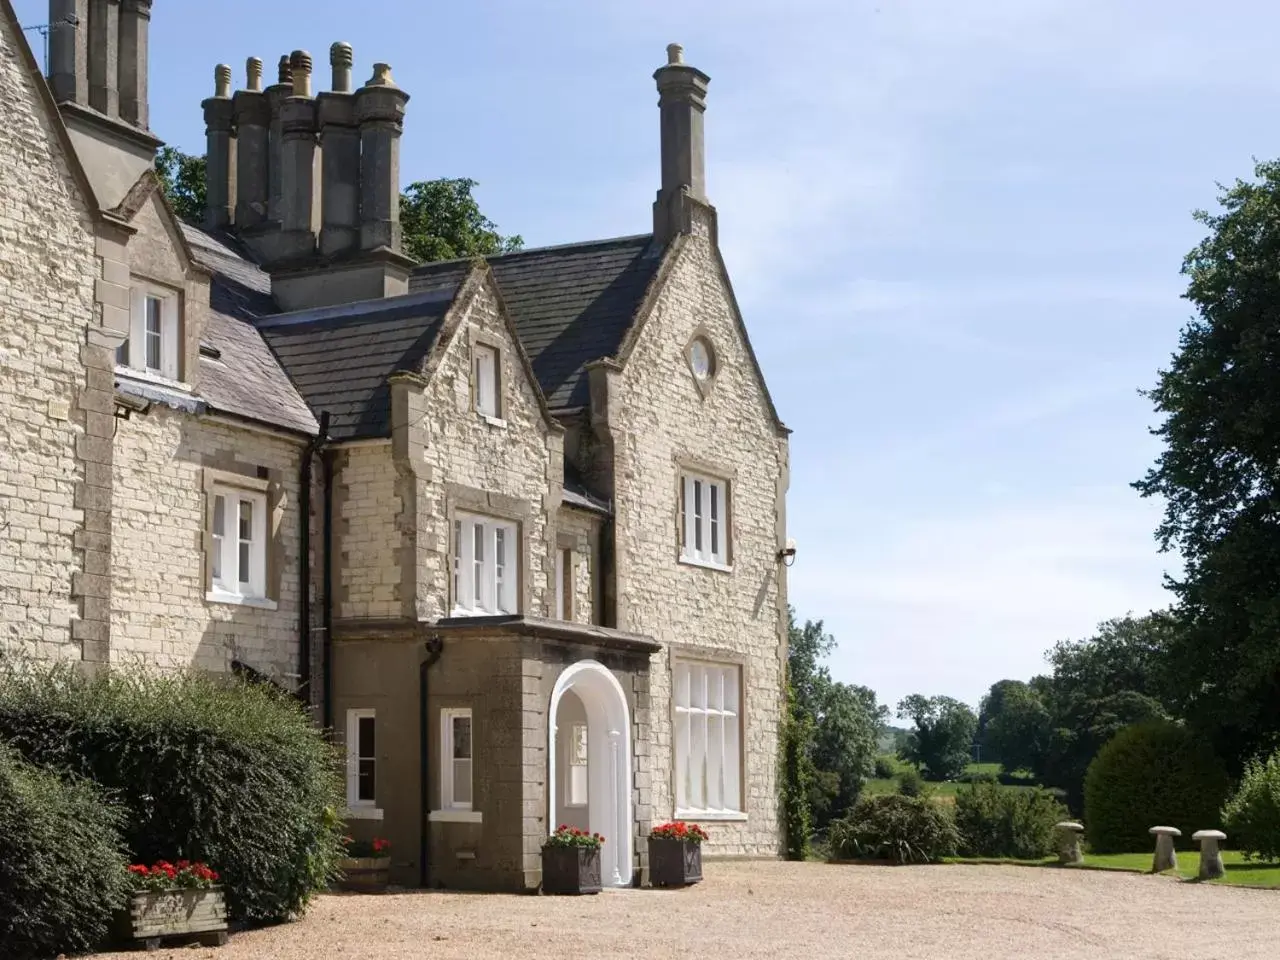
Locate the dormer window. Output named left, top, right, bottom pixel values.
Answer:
left=117, top=283, right=180, bottom=381
left=473, top=342, right=499, bottom=419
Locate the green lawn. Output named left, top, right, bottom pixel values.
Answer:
left=948, top=850, right=1280, bottom=888
left=863, top=759, right=1039, bottom=802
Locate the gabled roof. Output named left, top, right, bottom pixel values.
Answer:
left=410, top=234, right=664, bottom=410
left=256, top=265, right=470, bottom=442
left=181, top=224, right=318, bottom=436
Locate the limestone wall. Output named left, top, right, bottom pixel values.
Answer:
left=0, top=15, right=96, bottom=661
left=612, top=206, right=788, bottom=856
left=110, top=408, right=305, bottom=681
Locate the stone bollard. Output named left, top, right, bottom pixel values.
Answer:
left=1192, top=830, right=1226, bottom=880
left=1149, top=826, right=1181, bottom=873
left=1054, top=821, right=1085, bottom=865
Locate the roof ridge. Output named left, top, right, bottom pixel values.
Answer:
left=412, top=232, right=655, bottom=274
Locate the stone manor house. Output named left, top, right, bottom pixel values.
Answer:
left=0, top=0, right=791, bottom=890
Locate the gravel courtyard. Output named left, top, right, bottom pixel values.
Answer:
left=99, top=860, right=1276, bottom=960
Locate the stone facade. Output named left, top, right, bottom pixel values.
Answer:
left=0, top=6, right=96, bottom=663
left=608, top=203, right=790, bottom=856
left=110, top=408, right=305, bottom=679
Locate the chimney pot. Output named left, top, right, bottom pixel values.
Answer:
left=290, top=50, right=313, bottom=97
left=330, top=42, right=354, bottom=93
left=366, top=62, right=397, bottom=88
left=277, top=54, right=293, bottom=85
left=246, top=56, right=264, bottom=92
left=667, top=43, right=684, bottom=64
left=214, top=64, right=232, bottom=99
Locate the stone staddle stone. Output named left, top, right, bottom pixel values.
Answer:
left=1149, top=826, right=1181, bottom=873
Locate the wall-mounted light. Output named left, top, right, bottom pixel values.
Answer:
left=777, top=538, right=797, bottom=567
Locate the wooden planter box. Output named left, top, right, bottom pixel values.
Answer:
left=337, top=856, right=392, bottom=893
left=118, top=887, right=228, bottom=948
left=541, top=845, right=602, bottom=895
left=648, top=837, right=703, bottom=887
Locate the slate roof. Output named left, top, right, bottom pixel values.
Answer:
left=180, top=225, right=318, bottom=436
left=256, top=266, right=469, bottom=441
left=410, top=234, right=663, bottom=410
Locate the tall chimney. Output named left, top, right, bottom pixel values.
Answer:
left=276, top=50, right=319, bottom=259
left=202, top=65, right=236, bottom=229
left=233, top=58, right=270, bottom=228
left=117, top=0, right=150, bottom=127
left=652, top=43, right=710, bottom=244
left=87, top=0, right=120, bottom=117
left=264, top=55, right=293, bottom=226
left=48, top=0, right=89, bottom=106
left=354, top=63, right=410, bottom=253
left=318, top=42, right=360, bottom=257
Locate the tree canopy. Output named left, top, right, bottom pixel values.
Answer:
left=896, top=694, right=977, bottom=781
left=153, top=149, right=522, bottom=264
left=1134, top=159, right=1280, bottom=771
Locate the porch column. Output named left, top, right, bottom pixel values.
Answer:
left=609, top=729, right=623, bottom=885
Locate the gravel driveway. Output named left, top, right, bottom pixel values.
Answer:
left=97, top=860, right=1276, bottom=960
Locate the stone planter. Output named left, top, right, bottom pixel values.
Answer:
left=118, top=887, right=228, bottom=948
left=338, top=856, right=392, bottom=892
left=648, top=837, right=703, bottom=887
left=541, top=845, right=602, bottom=895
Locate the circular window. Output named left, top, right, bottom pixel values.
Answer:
left=689, top=337, right=715, bottom=381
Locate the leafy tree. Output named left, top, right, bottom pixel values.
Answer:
left=153, top=149, right=523, bottom=264
left=399, top=178, right=523, bottom=261
left=155, top=146, right=206, bottom=224
left=1134, top=159, right=1280, bottom=771
left=982, top=680, right=1052, bottom=776
left=977, top=679, right=1030, bottom=762
left=896, top=694, right=978, bottom=781
left=1046, top=613, right=1175, bottom=711
left=779, top=685, right=815, bottom=860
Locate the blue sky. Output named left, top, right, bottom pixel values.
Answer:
left=16, top=0, right=1278, bottom=712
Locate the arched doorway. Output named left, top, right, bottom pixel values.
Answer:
left=548, top=660, right=632, bottom=886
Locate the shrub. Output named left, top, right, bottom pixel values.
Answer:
left=954, top=783, right=1068, bottom=859
left=1222, top=750, right=1280, bottom=861
left=958, top=770, right=999, bottom=785
left=829, top=794, right=959, bottom=864
left=896, top=767, right=929, bottom=798
left=0, top=745, right=130, bottom=960
left=873, top=756, right=897, bottom=779
left=1083, top=720, right=1230, bottom=854
left=0, top=662, right=346, bottom=923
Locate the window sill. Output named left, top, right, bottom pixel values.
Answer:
left=428, top=809, right=483, bottom=824
left=678, top=557, right=733, bottom=574
left=344, top=806, right=384, bottom=821
left=674, top=810, right=748, bottom=822
left=206, top=590, right=278, bottom=611
left=450, top=607, right=517, bottom=619
left=480, top=413, right=507, bottom=428
left=115, top=366, right=191, bottom=392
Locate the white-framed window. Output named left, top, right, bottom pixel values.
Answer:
left=554, top=547, right=572, bottom=620
left=441, top=708, right=473, bottom=810
left=117, top=284, right=180, bottom=380
left=679, top=472, right=729, bottom=568
left=567, top=722, right=588, bottom=807
left=452, top=513, right=518, bottom=616
left=209, top=485, right=268, bottom=600
left=474, top=343, right=499, bottom=418
left=674, top=660, right=742, bottom=817
left=345, top=708, right=380, bottom=817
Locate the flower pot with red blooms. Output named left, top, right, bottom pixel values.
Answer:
left=541, top=825, right=604, bottom=895
left=648, top=822, right=708, bottom=887
left=337, top=836, right=392, bottom=892
left=118, top=860, right=228, bottom=947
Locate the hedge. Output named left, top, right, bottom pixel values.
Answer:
left=0, top=744, right=130, bottom=959
left=0, top=662, right=346, bottom=922
left=954, top=782, right=1067, bottom=859
left=829, top=794, right=959, bottom=864
left=1083, top=720, right=1230, bottom=854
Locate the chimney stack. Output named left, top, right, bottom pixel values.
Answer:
left=47, top=0, right=152, bottom=131
left=233, top=58, right=270, bottom=228
left=202, top=64, right=236, bottom=229
left=264, top=55, right=293, bottom=227
left=354, top=63, right=410, bottom=253
left=318, top=42, right=360, bottom=256
left=275, top=50, right=320, bottom=259
left=652, top=43, right=710, bottom=244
